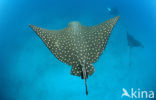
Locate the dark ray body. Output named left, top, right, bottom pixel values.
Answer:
left=127, top=32, right=144, bottom=48
left=29, top=16, right=120, bottom=95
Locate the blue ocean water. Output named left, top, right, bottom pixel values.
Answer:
left=0, top=0, right=156, bottom=100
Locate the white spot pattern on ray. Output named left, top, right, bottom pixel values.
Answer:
left=81, top=16, right=120, bottom=63
left=29, top=16, right=120, bottom=77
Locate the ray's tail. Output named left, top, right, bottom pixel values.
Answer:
left=85, top=79, right=88, bottom=95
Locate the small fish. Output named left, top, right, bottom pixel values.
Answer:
left=29, top=16, right=120, bottom=95
left=107, top=7, right=119, bottom=16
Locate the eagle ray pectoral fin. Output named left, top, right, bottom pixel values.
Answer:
left=84, top=16, right=120, bottom=64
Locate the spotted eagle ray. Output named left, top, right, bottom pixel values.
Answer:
left=29, top=16, right=120, bottom=95
left=127, top=32, right=144, bottom=48
left=127, top=32, right=144, bottom=67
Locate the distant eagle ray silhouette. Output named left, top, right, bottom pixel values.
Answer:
left=127, top=32, right=144, bottom=67
left=127, top=32, right=144, bottom=48
left=29, top=16, right=120, bottom=95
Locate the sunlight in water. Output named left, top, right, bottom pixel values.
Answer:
left=0, top=0, right=155, bottom=100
